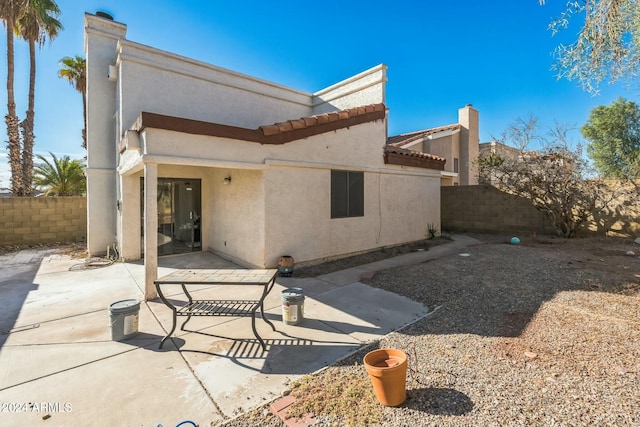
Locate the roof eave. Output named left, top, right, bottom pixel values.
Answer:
left=383, top=151, right=446, bottom=171
left=122, top=104, right=386, bottom=153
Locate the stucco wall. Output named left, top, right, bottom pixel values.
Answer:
left=263, top=166, right=328, bottom=264
left=312, top=65, right=387, bottom=114
left=126, top=119, right=442, bottom=268
left=377, top=172, right=441, bottom=244
left=85, top=14, right=126, bottom=256
left=426, top=134, right=459, bottom=174
left=207, top=168, right=266, bottom=267
left=263, top=167, right=441, bottom=267
left=117, top=41, right=314, bottom=132
left=115, top=44, right=387, bottom=133
left=0, top=197, right=87, bottom=246
left=140, top=119, right=387, bottom=171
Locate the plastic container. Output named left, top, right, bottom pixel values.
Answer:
left=278, top=255, right=295, bottom=277
left=109, top=299, right=140, bottom=341
left=281, top=288, right=304, bottom=326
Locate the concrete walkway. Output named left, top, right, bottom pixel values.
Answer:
left=0, top=236, right=481, bottom=427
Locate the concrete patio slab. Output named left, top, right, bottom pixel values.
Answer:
left=177, top=315, right=361, bottom=417
left=304, top=282, right=429, bottom=342
left=7, top=263, right=143, bottom=329
left=315, top=267, right=371, bottom=287
left=3, top=302, right=165, bottom=346
left=0, top=343, right=223, bottom=427
left=275, top=277, right=340, bottom=298
left=1, top=304, right=165, bottom=390
left=0, top=235, right=482, bottom=426
left=1, top=342, right=138, bottom=390
left=35, top=257, right=92, bottom=276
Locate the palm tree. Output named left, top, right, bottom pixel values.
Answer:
left=1, top=0, right=28, bottom=196
left=58, top=56, right=86, bottom=149
left=16, top=0, right=62, bottom=196
left=33, top=152, right=86, bottom=196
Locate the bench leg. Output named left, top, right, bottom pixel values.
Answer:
left=180, top=314, right=192, bottom=331
left=159, top=311, right=177, bottom=349
left=260, top=304, right=276, bottom=331
left=251, top=311, right=267, bottom=351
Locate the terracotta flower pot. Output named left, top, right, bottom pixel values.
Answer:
left=363, top=348, right=408, bottom=406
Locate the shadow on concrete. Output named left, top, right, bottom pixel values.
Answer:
left=261, top=312, right=388, bottom=337
left=0, top=270, right=40, bottom=350
left=119, top=332, right=186, bottom=353
left=173, top=330, right=360, bottom=374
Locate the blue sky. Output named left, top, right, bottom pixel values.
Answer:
left=0, top=0, right=637, bottom=187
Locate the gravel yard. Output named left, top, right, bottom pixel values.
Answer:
left=222, top=234, right=640, bottom=427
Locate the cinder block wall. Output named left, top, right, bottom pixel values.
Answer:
left=442, top=185, right=639, bottom=237
left=0, top=197, right=87, bottom=246
left=441, top=185, right=556, bottom=235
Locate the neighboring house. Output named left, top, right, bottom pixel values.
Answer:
left=84, top=13, right=446, bottom=298
left=387, top=104, right=480, bottom=186
left=478, top=141, right=523, bottom=185
left=479, top=140, right=522, bottom=159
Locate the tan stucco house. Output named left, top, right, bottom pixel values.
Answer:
left=478, top=140, right=523, bottom=185
left=84, top=13, right=447, bottom=299
left=387, top=105, right=480, bottom=186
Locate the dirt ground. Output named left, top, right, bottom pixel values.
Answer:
left=292, top=237, right=449, bottom=277
left=225, top=233, right=640, bottom=426
left=0, top=241, right=87, bottom=258
left=295, top=232, right=639, bottom=286
left=470, top=232, right=639, bottom=295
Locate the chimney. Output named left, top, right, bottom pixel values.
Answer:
left=84, top=12, right=127, bottom=256
left=458, top=104, right=479, bottom=185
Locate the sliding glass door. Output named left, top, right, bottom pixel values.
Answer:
left=142, top=178, right=202, bottom=256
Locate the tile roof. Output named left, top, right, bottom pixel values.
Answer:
left=383, top=145, right=446, bottom=170
left=123, top=103, right=386, bottom=152
left=259, top=104, right=385, bottom=137
left=387, top=123, right=461, bottom=147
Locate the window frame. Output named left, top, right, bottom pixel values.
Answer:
left=330, top=170, right=364, bottom=219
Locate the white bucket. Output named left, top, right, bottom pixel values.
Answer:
left=281, top=288, right=304, bottom=326
left=109, top=299, right=140, bottom=341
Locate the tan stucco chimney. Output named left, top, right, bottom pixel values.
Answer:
left=458, top=104, right=479, bottom=185
left=84, top=13, right=127, bottom=256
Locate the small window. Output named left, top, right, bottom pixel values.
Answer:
left=331, top=170, right=364, bottom=218
left=454, top=158, right=459, bottom=173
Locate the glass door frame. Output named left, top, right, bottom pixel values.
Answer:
left=141, top=177, right=202, bottom=256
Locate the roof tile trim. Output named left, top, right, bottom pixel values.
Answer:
left=387, top=123, right=462, bottom=147
left=383, top=145, right=446, bottom=171
left=126, top=103, right=385, bottom=152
